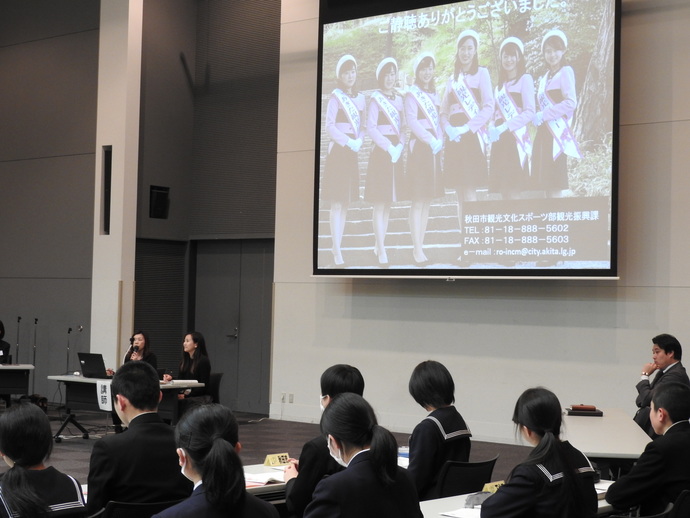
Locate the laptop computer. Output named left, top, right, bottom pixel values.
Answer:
left=78, top=352, right=111, bottom=378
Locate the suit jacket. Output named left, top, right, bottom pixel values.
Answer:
left=304, top=450, right=422, bottom=518
left=151, top=485, right=278, bottom=518
left=606, top=420, right=690, bottom=516
left=86, top=412, right=193, bottom=513
left=285, top=435, right=342, bottom=517
left=634, top=362, right=690, bottom=436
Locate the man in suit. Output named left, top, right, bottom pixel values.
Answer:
left=608, top=382, right=690, bottom=515
left=634, top=333, right=690, bottom=437
left=86, top=361, right=193, bottom=514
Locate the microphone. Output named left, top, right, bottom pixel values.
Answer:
left=68, top=327, right=72, bottom=334
left=17, top=316, right=21, bottom=323
left=78, top=325, right=84, bottom=332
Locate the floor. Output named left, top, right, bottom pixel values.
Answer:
left=0, top=405, right=531, bottom=486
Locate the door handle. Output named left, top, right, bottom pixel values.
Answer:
left=226, top=328, right=239, bottom=340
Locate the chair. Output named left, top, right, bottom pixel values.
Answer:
left=670, top=490, right=690, bottom=518
left=208, top=372, right=224, bottom=404
left=436, top=455, right=499, bottom=498
left=100, top=499, right=183, bottom=518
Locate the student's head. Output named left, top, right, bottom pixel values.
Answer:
left=376, top=58, right=398, bottom=91
left=512, top=387, right=562, bottom=444
left=175, top=404, right=245, bottom=510
left=413, top=52, right=436, bottom=90
left=409, top=360, right=455, bottom=410
left=130, top=330, right=150, bottom=354
left=650, top=383, right=690, bottom=434
left=336, top=54, right=357, bottom=92
left=111, top=360, right=161, bottom=413
left=652, top=333, right=682, bottom=363
left=455, top=29, right=480, bottom=77
left=320, top=393, right=398, bottom=486
left=0, top=404, right=55, bottom=516
left=0, top=403, right=53, bottom=469
left=498, top=37, right=526, bottom=83
left=0, top=320, right=5, bottom=340
left=320, top=364, right=365, bottom=408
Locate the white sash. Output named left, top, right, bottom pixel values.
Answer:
left=332, top=88, right=361, bottom=138
left=451, top=74, right=490, bottom=155
left=409, top=85, right=440, bottom=139
left=495, top=84, right=532, bottom=168
left=371, top=91, right=401, bottom=136
left=537, top=74, right=581, bottom=160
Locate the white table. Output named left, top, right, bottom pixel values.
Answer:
left=562, top=408, right=650, bottom=459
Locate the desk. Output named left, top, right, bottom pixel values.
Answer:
left=562, top=408, right=650, bottom=459
left=420, top=486, right=614, bottom=517
left=47, top=375, right=204, bottom=441
left=244, top=463, right=287, bottom=503
left=0, top=364, right=34, bottom=401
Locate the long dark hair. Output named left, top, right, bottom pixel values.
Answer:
left=454, top=35, right=479, bottom=79
left=180, top=331, right=209, bottom=376
left=0, top=404, right=55, bottom=516
left=176, top=404, right=245, bottom=511
left=320, top=393, right=399, bottom=486
left=498, top=42, right=526, bottom=87
left=512, top=387, right=588, bottom=517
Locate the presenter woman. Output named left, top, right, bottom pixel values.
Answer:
left=440, top=29, right=494, bottom=262
left=322, top=54, right=366, bottom=266
left=123, top=330, right=157, bottom=368
left=531, top=29, right=580, bottom=198
left=488, top=37, right=535, bottom=200
left=163, top=332, right=211, bottom=404
left=480, top=387, right=597, bottom=518
left=404, top=52, right=443, bottom=265
left=304, top=393, right=422, bottom=518
left=407, top=360, right=471, bottom=500
left=151, top=404, right=278, bottom=518
left=0, top=403, right=86, bottom=517
left=365, top=58, right=406, bottom=266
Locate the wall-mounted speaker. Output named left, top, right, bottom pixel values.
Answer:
left=149, top=185, right=170, bottom=219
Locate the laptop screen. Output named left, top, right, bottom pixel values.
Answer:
left=78, top=352, right=109, bottom=378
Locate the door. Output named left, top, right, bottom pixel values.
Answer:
left=193, top=239, right=274, bottom=413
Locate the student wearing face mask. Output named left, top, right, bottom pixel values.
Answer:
left=283, top=365, right=365, bottom=518
left=151, top=404, right=277, bottom=518
left=304, top=393, right=422, bottom=518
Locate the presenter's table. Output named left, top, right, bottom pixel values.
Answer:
left=47, top=375, right=204, bottom=441
left=0, top=364, right=34, bottom=402
left=562, top=408, right=650, bottom=459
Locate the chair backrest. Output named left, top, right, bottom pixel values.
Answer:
left=436, top=455, right=499, bottom=498
left=102, top=499, right=183, bottom=518
left=208, top=372, right=224, bottom=404
left=670, top=490, right=690, bottom=518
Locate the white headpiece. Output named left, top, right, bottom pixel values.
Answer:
left=499, top=36, right=524, bottom=56
left=541, top=29, right=568, bottom=53
left=457, top=29, right=480, bottom=48
left=413, top=51, right=436, bottom=73
left=335, top=54, right=357, bottom=78
left=376, top=57, right=398, bottom=81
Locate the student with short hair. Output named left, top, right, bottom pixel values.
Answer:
left=608, top=382, right=690, bottom=515
left=151, top=404, right=278, bottom=518
left=283, top=364, right=365, bottom=517
left=304, top=393, right=422, bottom=517
left=0, top=403, right=86, bottom=517
left=407, top=360, right=471, bottom=500
left=86, top=361, right=192, bottom=514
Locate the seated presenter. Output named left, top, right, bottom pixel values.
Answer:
left=151, top=404, right=278, bottom=518
left=480, top=387, right=597, bottom=518
left=163, top=332, right=212, bottom=405
left=86, top=361, right=192, bottom=514
left=284, top=364, right=365, bottom=517
left=607, top=382, right=690, bottom=515
left=304, top=393, right=422, bottom=518
left=407, top=360, right=471, bottom=500
left=0, top=403, right=86, bottom=517
left=634, top=333, right=690, bottom=437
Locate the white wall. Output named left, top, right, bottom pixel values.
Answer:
left=272, top=0, right=690, bottom=444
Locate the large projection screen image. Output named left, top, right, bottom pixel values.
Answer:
left=314, top=0, right=619, bottom=279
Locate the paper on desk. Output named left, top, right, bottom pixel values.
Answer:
left=244, top=471, right=284, bottom=486
left=440, top=508, right=481, bottom=517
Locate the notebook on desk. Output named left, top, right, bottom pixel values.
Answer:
left=77, top=352, right=111, bottom=379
